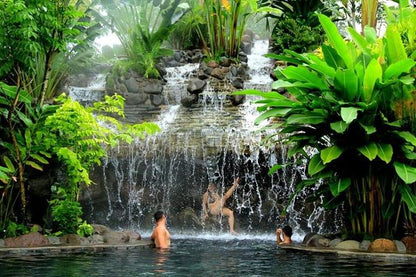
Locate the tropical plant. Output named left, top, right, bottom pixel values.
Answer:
left=237, top=6, right=416, bottom=237
left=77, top=220, right=94, bottom=237
left=168, top=0, right=206, bottom=50
left=97, top=0, right=189, bottom=78
left=260, top=0, right=330, bottom=54
left=196, top=0, right=281, bottom=60
left=0, top=0, right=101, bottom=104
left=49, top=187, right=83, bottom=235
left=0, top=82, right=58, bottom=230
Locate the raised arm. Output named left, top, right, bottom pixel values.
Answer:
left=224, top=177, right=239, bottom=200
left=202, top=192, right=208, bottom=218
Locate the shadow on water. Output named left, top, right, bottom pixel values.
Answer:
left=1, top=238, right=415, bottom=276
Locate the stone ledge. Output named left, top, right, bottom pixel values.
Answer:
left=0, top=240, right=152, bottom=258
left=280, top=244, right=416, bottom=261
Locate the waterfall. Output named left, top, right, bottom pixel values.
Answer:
left=67, top=74, right=106, bottom=105
left=81, top=40, right=344, bottom=236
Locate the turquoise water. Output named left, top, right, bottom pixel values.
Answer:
left=1, top=236, right=415, bottom=276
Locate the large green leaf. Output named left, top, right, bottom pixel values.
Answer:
left=363, top=59, right=382, bottom=102
left=308, top=153, right=326, bottom=176
left=255, top=108, right=291, bottom=125
left=329, top=177, right=351, bottom=197
left=385, top=26, right=407, bottom=64
left=376, top=143, right=393, bottom=163
left=318, top=14, right=353, bottom=69
left=321, top=145, right=344, bottom=164
left=395, top=131, right=416, bottom=147
left=394, top=162, right=416, bottom=184
left=348, top=27, right=369, bottom=51
left=341, top=107, right=360, bottom=124
left=384, top=59, right=416, bottom=80
left=399, top=184, right=416, bottom=213
left=322, top=44, right=344, bottom=69
left=287, top=110, right=327, bottom=125
left=358, top=142, right=378, bottom=161
left=330, top=121, right=349, bottom=133
left=282, top=66, right=328, bottom=90
left=308, top=55, right=336, bottom=78
left=334, top=69, right=358, bottom=101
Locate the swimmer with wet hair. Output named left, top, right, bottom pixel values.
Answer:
left=276, top=225, right=292, bottom=245
left=151, top=211, right=171, bottom=248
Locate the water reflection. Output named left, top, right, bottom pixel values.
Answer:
left=154, top=248, right=169, bottom=273
left=1, top=239, right=416, bottom=276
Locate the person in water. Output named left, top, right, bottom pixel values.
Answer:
left=151, top=211, right=171, bottom=248
left=276, top=225, right=292, bottom=245
left=202, top=177, right=240, bottom=234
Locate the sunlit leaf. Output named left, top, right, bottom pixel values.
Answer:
left=329, top=177, right=351, bottom=197
left=308, top=153, right=326, bottom=176
left=394, top=162, right=416, bottom=184
left=321, top=145, right=343, bottom=164
left=358, top=142, right=378, bottom=161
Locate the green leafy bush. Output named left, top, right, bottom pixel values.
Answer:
left=270, top=18, right=324, bottom=54
left=49, top=188, right=83, bottom=235
left=238, top=8, right=416, bottom=237
left=77, top=221, right=94, bottom=237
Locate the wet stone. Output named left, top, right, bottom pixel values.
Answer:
left=335, top=240, right=360, bottom=251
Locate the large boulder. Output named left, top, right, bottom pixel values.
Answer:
left=4, top=232, right=49, bottom=248
left=211, top=67, right=230, bottom=80
left=125, top=77, right=140, bottom=93
left=304, top=234, right=330, bottom=248
left=402, top=236, right=416, bottom=252
left=187, top=78, right=207, bottom=95
left=142, top=79, right=163, bottom=95
left=335, top=240, right=360, bottom=251
left=368, top=238, right=397, bottom=253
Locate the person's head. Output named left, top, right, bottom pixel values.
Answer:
left=207, top=183, right=216, bottom=192
left=282, top=225, right=292, bottom=238
left=154, top=211, right=165, bottom=223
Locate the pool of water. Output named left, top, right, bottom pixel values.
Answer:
left=1, top=234, right=415, bottom=276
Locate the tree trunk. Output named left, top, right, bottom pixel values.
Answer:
left=361, top=0, right=378, bottom=33
left=6, top=85, right=26, bottom=223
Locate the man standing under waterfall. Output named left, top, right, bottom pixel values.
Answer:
left=202, top=177, right=240, bottom=235
left=151, top=211, right=171, bottom=248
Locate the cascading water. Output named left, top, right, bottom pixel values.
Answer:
left=80, top=40, right=344, bottom=238
left=67, top=74, right=106, bottom=105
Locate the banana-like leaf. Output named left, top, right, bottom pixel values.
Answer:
left=384, top=59, right=416, bottom=80
left=363, top=59, right=382, bottom=102
left=287, top=111, right=327, bottom=125
left=329, top=177, right=351, bottom=197
left=255, top=108, right=291, bottom=124
left=334, top=69, right=358, bottom=101
left=322, top=44, right=344, bottom=69
left=348, top=27, right=369, bottom=51
left=376, top=143, right=393, bottom=163
left=399, top=184, right=416, bottom=213
left=341, top=107, right=360, bottom=124
left=358, top=142, right=378, bottom=161
left=385, top=26, right=407, bottom=64
left=282, top=66, right=328, bottom=90
left=308, top=153, right=326, bottom=176
left=318, top=14, right=353, bottom=69
left=394, top=162, right=416, bottom=184
left=321, top=145, right=344, bottom=164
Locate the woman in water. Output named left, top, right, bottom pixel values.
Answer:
left=202, top=177, right=240, bottom=234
